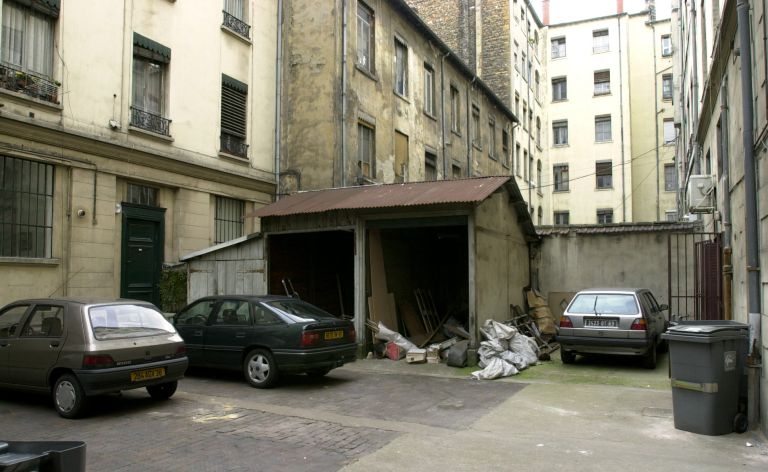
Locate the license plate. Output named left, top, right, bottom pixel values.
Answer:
left=130, top=367, right=166, bottom=382
left=584, top=318, right=618, bottom=328
left=324, top=330, right=344, bottom=340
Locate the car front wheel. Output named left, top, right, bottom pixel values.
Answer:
left=53, top=374, right=88, bottom=419
left=147, top=380, right=178, bottom=400
left=243, top=349, right=278, bottom=388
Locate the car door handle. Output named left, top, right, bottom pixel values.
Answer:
left=193, top=330, right=203, bottom=336
left=235, top=332, right=245, bottom=338
left=49, top=341, right=60, bottom=348
left=0, top=342, right=8, bottom=348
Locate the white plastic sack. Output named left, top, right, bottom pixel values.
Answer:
left=471, top=357, right=519, bottom=380
left=509, top=334, right=539, bottom=367
left=374, top=322, right=418, bottom=352
left=480, top=319, right=518, bottom=341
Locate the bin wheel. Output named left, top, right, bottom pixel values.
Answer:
left=733, top=413, right=748, bottom=433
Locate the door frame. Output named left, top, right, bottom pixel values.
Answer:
left=120, top=203, right=166, bottom=306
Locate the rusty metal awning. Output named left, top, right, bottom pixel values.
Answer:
left=248, top=177, right=512, bottom=218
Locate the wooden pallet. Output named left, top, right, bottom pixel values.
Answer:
left=509, top=305, right=559, bottom=355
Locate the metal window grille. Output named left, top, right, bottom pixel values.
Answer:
left=0, top=155, right=53, bottom=258
left=222, top=0, right=250, bottom=39
left=554, top=164, right=569, bottom=191
left=595, top=115, right=612, bottom=142
left=596, top=161, right=613, bottom=188
left=126, top=183, right=158, bottom=206
left=214, top=196, right=244, bottom=244
left=357, top=2, right=374, bottom=73
left=594, top=70, right=610, bottom=95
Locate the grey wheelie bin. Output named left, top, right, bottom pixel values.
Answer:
left=661, top=320, right=749, bottom=435
left=0, top=440, right=85, bottom=471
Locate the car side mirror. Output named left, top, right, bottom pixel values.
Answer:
left=659, top=304, right=669, bottom=312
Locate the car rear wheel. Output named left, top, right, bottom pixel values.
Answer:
left=243, top=349, right=278, bottom=388
left=306, top=368, right=332, bottom=377
left=147, top=380, right=178, bottom=400
left=642, top=346, right=657, bottom=369
left=561, top=349, right=576, bottom=364
left=53, top=374, right=88, bottom=419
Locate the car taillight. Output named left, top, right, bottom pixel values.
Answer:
left=348, top=325, right=356, bottom=343
left=175, top=345, right=187, bottom=357
left=300, top=330, right=321, bottom=347
left=82, top=354, right=115, bottom=369
left=559, top=316, right=573, bottom=328
left=630, top=318, right=647, bottom=330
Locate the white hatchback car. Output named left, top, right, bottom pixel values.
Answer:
left=556, top=288, right=669, bottom=368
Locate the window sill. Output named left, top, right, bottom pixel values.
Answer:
left=551, top=56, right=566, bottom=60
left=662, top=97, right=672, bottom=102
left=593, top=49, right=610, bottom=55
left=219, top=151, right=250, bottom=163
left=594, top=92, right=612, bottom=97
left=489, top=154, right=498, bottom=161
left=552, top=98, right=568, bottom=103
left=221, top=25, right=252, bottom=45
left=595, top=140, right=613, bottom=144
left=0, top=88, right=63, bottom=111
left=553, top=189, right=570, bottom=194
left=0, top=257, right=60, bottom=266
left=596, top=186, right=614, bottom=191
left=128, top=125, right=174, bottom=142
left=393, top=90, right=410, bottom=103
left=553, top=143, right=569, bottom=148
left=472, top=142, right=482, bottom=151
left=424, top=110, right=437, bottom=121
left=451, top=129, right=462, bottom=138
left=355, top=64, right=378, bottom=81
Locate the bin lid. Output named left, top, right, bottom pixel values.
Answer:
left=662, top=323, right=749, bottom=343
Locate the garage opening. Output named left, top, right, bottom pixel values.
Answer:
left=267, top=231, right=355, bottom=318
left=368, top=220, right=469, bottom=348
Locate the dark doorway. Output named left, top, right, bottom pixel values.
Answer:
left=668, top=232, right=722, bottom=320
left=121, top=203, right=165, bottom=306
left=267, top=231, right=355, bottom=317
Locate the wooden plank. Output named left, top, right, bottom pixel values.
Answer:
left=400, top=300, right=426, bottom=339
left=367, top=229, right=397, bottom=328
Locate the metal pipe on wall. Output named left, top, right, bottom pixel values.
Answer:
left=341, top=0, right=348, bottom=187
left=651, top=22, right=661, bottom=221
left=720, top=75, right=733, bottom=321
left=274, top=0, right=284, bottom=198
left=617, top=15, right=627, bottom=221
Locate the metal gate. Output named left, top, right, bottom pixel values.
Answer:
left=668, top=232, right=723, bottom=320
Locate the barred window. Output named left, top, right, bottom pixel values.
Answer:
left=0, top=155, right=53, bottom=258
left=126, top=183, right=158, bottom=206
left=214, top=196, right=244, bottom=244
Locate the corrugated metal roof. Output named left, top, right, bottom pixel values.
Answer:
left=537, top=221, right=702, bottom=236
left=249, top=177, right=512, bottom=218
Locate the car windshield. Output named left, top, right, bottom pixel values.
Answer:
left=89, top=304, right=176, bottom=340
left=568, top=293, right=639, bottom=315
left=262, top=299, right=337, bottom=322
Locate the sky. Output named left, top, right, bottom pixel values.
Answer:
left=531, top=0, right=673, bottom=24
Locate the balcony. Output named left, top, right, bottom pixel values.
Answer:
left=130, top=107, right=171, bottom=136
left=220, top=133, right=248, bottom=159
left=0, top=63, right=60, bottom=105
left=222, top=11, right=251, bottom=40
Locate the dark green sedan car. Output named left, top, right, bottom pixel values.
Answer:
left=173, top=295, right=357, bottom=388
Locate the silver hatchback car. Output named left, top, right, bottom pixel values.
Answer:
left=0, top=298, right=188, bottom=418
left=556, top=288, right=669, bottom=368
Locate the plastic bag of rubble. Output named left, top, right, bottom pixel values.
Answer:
left=510, top=333, right=540, bottom=368
left=471, top=357, right=519, bottom=380
left=480, top=319, right=517, bottom=342
left=374, top=322, right=418, bottom=352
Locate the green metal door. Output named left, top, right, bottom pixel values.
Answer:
left=121, top=204, right=165, bottom=306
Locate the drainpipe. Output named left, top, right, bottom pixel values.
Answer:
left=687, top=0, right=700, bottom=186
left=736, top=0, right=762, bottom=430
left=274, top=0, right=283, bottom=198
left=525, top=30, right=532, bottom=216
left=466, top=78, right=476, bottom=177
left=341, top=0, right=348, bottom=186
left=440, top=51, right=449, bottom=178
left=651, top=21, right=661, bottom=221
left=720, top=75, right=733, bottom=321
left=618, top=15, right=627, bottom=221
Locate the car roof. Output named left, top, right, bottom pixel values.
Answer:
left=3, top=297, right=157, bottom=307
left=194, top=295, right=299, bottom=302
left=576, top=288, right=649, bottom=295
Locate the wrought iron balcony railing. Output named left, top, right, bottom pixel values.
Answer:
left=222, top=11, right=251, bottom=39
left=130, top=107, right=171, bottom=136
left=0, top=63, right=60, bottom=105
left=220, top=133, right=249, bottom=158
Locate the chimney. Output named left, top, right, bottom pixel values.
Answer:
left=617, top=0, right=624, bottom=14
left=543, top=0, right=550, bottom=25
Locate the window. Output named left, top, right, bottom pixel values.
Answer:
left=552, top=77, right=567, bottom=101
left=515, top=143, right=521, bottom=175
left=593, top=29, right=609, bottom=53
left=357, top=2, right=375, bottom=73
left=514, top=52, right=519, bottom=72
left=662, top=74, right=673, bottom=100
left=0, top=305, right=29, bottom=338
left=126, top=183, right=158, bottom=206
left=452, top=164, right=462, bottom=179
left=0, top=155, right=53, bottom=258
left=596, top=160, right=613, bottom=188
left=664, top=119, right=676, bottom=144
left=523, top=150, right=529, bottom=180
left=666, top=210, right=677, bottom=222
left=594, top=70, right=610, bottom=95
left=0, top=0, right=58, bottom=104
left=534, top=70, right=540, bottom=99
left=222, top=0, right=250, bottom=39
left=425, top=151, right=437, bottom=180
left=553, top=164, right=569, bottom=192
left=551, top=37, right=566, bottom=58
left=536, top=117, right=541, bottom=145
left=450, top=85, right=461, bottom=133
left=213, top=300, right=250, bottom=326
left=131, top=33, right=171, bottom=136
left=357, top=122, right=375, bottom=178
left=488, top=116, right=496, bottom=159
left=220, top=74, right=248, bottom=158
left=554, top=211, right=570, bottom=225
left=514, top=94, right=520, bottom=116
left=522, top=104, right=528, bottom=130
left=394, top=38, right=408, bottom=96
left=536, top=160, right=542, bottom=189
left=661, top=34, right=672, bottom=56
left=214, top=196, right=244, bottom=244
left=664, top=164, right=676, bottom=191
left=595, top=115, right=612, bottom=142
left=553, top=120, right=568, bottom=145
left=597, top=209, right=614, bottom=224
left=22, top=305, right=63, bottom=337
left=537, top=206, right=542, bottom=226
left=423, top=63, right=435, bottom=115
left=502, top=129, right=510, bottom=167
left=521, top=53, right=527, bottom=81
left=471, top=105, right=481, bottom=147
left=529, top=153, right=534, bottom=183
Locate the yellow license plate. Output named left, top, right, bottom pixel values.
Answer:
left=130, top=367, right=166, bottom=382
left=324, top=330, right=344, bottom=340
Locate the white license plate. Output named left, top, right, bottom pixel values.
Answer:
left=584, top=318, right=618, bottom=328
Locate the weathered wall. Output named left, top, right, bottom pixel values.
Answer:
left=187, top=237, right=266, bottom=302
left=406, top=0, right=475, bottom=70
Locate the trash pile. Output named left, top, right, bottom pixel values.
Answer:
left=471, top=319, right=539, bottom=380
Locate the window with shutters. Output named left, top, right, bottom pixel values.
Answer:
left=214, top=196, right=244, bottom=244
left=131, top=33, right=171, bottom=136
left=357, top=2, right=375, bottom=74
left=593, top=29, right=609, bottom=53
left=220, top=74, right=248, bottom=159
left=594, top=70, right=610, bottom=95
left=596, top=160, right=613, bottom=188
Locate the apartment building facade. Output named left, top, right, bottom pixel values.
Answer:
left=0, top=0, right=277, bottom=307
left=672, top=0, right=767, bottom=433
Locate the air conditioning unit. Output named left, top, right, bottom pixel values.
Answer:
left=687, top=174, right=714, bottom=213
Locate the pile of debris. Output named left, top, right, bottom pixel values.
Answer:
left=471, top=319, right=539, bottom=380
